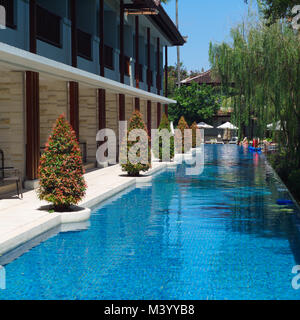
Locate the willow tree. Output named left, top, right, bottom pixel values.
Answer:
left=209, top=19, right=300, bottom=168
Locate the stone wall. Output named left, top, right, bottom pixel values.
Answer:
left=40, top=79, right=68, bottom=146
left=106, top=91, right=119, bottom=142
left=140, top=99, right=147, bottom=128
left=151, top=101, right=157, bottom=130
left=0, top=71, right=25, bottom=179
left=79, top=85, right=97, bottom=163
left=125, top=96, right=134, bottom=122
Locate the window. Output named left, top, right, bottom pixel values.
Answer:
left=119, top=55, right=131, bottom=76
left=147, top=69, right=153, bottom=87
left=135, top=64, right=143, bottom=83
left=156, top=74, right=161, bottom=90
left=37, top=5, right=61, bottom=47
left=77, top=29, right=92, bottom=60
left=0, top=0, right=15, bottom=28
left=139, top=64, right=143, bottom=83
left=104, top=45, right=114, bottom=70
left=124, top=56, right=130, bottom=76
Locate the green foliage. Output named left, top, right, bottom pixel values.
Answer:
left=121, top=111, right=151, bottom=176
left=37, top=114, right=87, bottom=211
left=153, top=113, right=175, bottom=161
left=244, top=0, right=298, bottom=24
left=168, top=82, right=220, bottom=126
left=288, top=169, right=300, bottom=201
left=209, top=19, right=300, bottom=168
left=166, top=63, right=189, bottom=98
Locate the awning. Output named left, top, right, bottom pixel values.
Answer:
left=197, top=122, right=214, bottom=129
left=0, top=43, right=176, bottom=105
left=217, top=122, right=238, bottom=130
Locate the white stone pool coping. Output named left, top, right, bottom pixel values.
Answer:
left=0, top=162, right=176, bottom=257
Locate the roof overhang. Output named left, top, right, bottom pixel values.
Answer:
left=0, top=43, right=176, bottom=104
left=128, top=0, right=185, bottom=46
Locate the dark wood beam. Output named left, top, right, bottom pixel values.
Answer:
left=69, top=81, right=79, bottom=139
left=147, top=27, right=151, bottom=92
left=164, top=46, right=168, bottom=97
left=147, top=100, right=151, bottom=135
left=135, top=16, right=139, bottom=88
left=135, top=97, right=140, bottom=111
left=157, top=102, right=161, bottom=128
left=156, top=37, right=161, bottom=95
left=70, top=0, right=77, bottom=68
left=164, top=104, right=168, bottom=117
left=98, top=89, right=106, bottom=130
left=29, top=0, right=37, bottom=54
left=120, top=0, right=125, bottom=84
left=119, top=94, right=125, bottom=121
left=99, top=0, right=104, bottom=77
left=164, top=45, right=168, bottom=116
left=26, top=71, right=40, bottom=180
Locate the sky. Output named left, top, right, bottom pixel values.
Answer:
left=162, top=0, right=251, bottom=73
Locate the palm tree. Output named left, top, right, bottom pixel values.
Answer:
left=175, top=0, right=180, bottom=87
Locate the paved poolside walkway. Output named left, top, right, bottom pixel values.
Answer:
left=0, top=162, right=171, bottom=256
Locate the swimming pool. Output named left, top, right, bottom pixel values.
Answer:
left=0, top=145, right=300, bottom=300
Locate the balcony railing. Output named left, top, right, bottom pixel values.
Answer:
left=37, top=5, right=61, bottom=48
left=0, top=0, right=15, bottom=28
left=77, top=29, right=92, bottom=60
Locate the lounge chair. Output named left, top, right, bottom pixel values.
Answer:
left=0, top=149, right=23, bottom=199
left=229, top=137, right=238, bottom=144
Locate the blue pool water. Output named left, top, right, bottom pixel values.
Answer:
left=0, top=145, right=300, bottom=300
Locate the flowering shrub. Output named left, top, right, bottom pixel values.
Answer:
left=121, top=110, right=151, bottom=176
left=37, top=114, right=87, bottom=211
left=153, top=113, right=175, bottom=161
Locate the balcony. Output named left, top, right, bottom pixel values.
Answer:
left=37, top=5, right=61, bottom=48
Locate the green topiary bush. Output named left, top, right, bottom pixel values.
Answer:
left=176, top=116, right=191, bottom=153
left=153, top=113, right=175, bottom=161
left=191, top=121, right=199, bottom=148
left=121, top=110, right=151, bottom=176
left=37, top=114, right=87, bottom=212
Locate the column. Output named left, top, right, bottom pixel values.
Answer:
left=29, top=0, right=37, bottom=53
left=69, top=81, right=79, bottom=139
left=26, top=71, right=40, bottom=180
